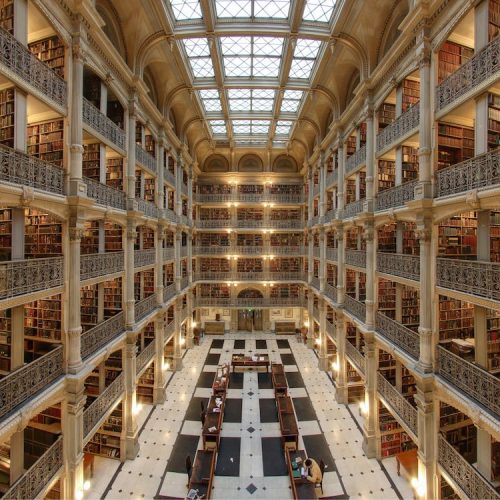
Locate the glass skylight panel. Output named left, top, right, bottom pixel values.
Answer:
left=227, top=89, right=252, bottom=99
left=289, top=39, right=322, bottom=79
left=252, top=99, right=274, bottom=111
left=229, top=98, right=251, bottom=111
left=209, top=120, right=227, bottom=135
left=183, top=38, right=210, bottom=57
left=225, top=56, right=252, bottom=77
left=233, top=121, right=251, bottom=134
left=227, top=89, right=275, bottom=112
left=220, top=37, right=252, bottom=55
left=215, top=0, right=290, bottom=18
left=215, top=0, right=252, bottom=17
left=182, top=39, right=214, bottom=78
left=253, top=37, right=283, bottom=56
left=289, top=59, right=315, bottom=79
left=275, top=120, right=293, bottom=135
left=254, top=0, right=290, bottom=18
left=303, top=0, right=336, bottom=22
left=253, top=89, right=275, bottom=99
left=280, top=90, right=303, bottom=113
left=232, top=120, right=270, bottom=134
left=170, top=0, right=203, bottom=20
left=189, top=58, right=215, bottom=78
left=252, top=120, right=270, bottom=133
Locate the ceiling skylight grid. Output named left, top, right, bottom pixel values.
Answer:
left=170, top=0, right=203, bottom=20
left=289, top=38, right=322, bottom=79
left=182, top=38, right=214, bottom=78
left=228, top=88, right=275, bottom=112
left=199, top=89, right=222, bottom=112
left=209, top=120, right=227, bottom=135
left=232, top=119, right=271, bottom=135
left=280, top=90, right=304, bottom=113
left=303, top=0, right=337, bottom=23
left=215, top=0, right=290, bottom=19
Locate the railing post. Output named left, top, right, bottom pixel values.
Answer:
left=362, top=332, right=377, bottom=458
left=153, top=315, right=166, bottom=404
left=124, top=339, right=139, bottom=459
left=335, top=313, right=348, bottom=403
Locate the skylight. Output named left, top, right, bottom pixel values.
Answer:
left=215, top=0, right=290, bottom=19
left=209, top=120, right=227, bottom=135
left=275, top=120, right=293, bottom=136
left=182, top=39, right=214, bottom=78
left=199, top=89, right=222, bottom=112
left=303, top=0, right=336, bottom=22
left=170, top=0, right=203, bottom=20
left=289, top=39, right=322, bottom=79
left=280, top=90, right=304, bottom=113
left=220, top=36, right=284, bottom=78
left=232, top=119, right=271, bottom=135
left=228, top=89, right=275, bottom=112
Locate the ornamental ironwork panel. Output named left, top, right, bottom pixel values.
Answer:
left=436, top=149, right=500, bottom=198
left=163, top=283, right=176, bottom=302
left=377, top=252, right=420, bottom=281
left=270, top=220, right=303, bottom=229
left=163, top=247, right=175, bottom=261
left=195, top=193, right=233, bottom=203
left=0, top=26, right=67, bottom=109
left=346, top=342, right=365, bottom=376
left=162, top=208, right=177, bottom=223
left=436, top=36, right=500, bottom=112
left=437, top=346, right=499, bottom=418
left=83, top=374, right=124, bottom=437
left=165, top=320, right=175, bottom=342
left=84, top=177, right=127, bottom=211
left=326, top=248, right=338, bottom=262
left=345, top=145, right=367, bottom=175
left=164, top=169, right=176, bottom=186
left=344, top=295, right=366, bottom=322
left=136, top=341, right=155, bottom=376
left=137, top=198, right=160, bottom=219
left=134, top=248, right=156, bottom=268
left=81, top=312, right=125, bottom=360
left=267, top=194, right=304, bottom=204
left=81, top=252, right=124, bottom=281
left=346, top=250, right=366, bottom=268
left=436, top=258, right=500, bottom=301
left=438, top=434, right=500, bottom=500
left=376, top=103, right=419, bottom=153
left=197, top=220, right=232, bottom=228
left=194, top=272, right=233, bottom=280
left=377, top=372, right=417, bottom=435
left=0, top=257, right=64, bottom=300
left=311, top=277, right=321, bottom=290
left=325, top=170, right=338, bottom=187
left=136, top=144, right=156, bottom=173
left=376, top=312, right=420, bottom=360
left=234, top=272, right=266, bottom=281
left=271, top=246, right=305, bottom=256
left=324, top=282, right=337, bottom=302
left=82, top=98, right=126, bottom=151
left=268, top=272, right=306, bottom=281
left=135, top=294, right=157, bottom=321
left=340, top=199, right=364, bottom=219
left=0, top=346, right=63, bottom=419
left=236, top=220, right=264, bottom=229
left=375, top=180, right=417, bottom=211
left=180, top=276, right=189, bottom=290
left=2, top=436, right=63, bottom=500
left=0, top=145, right=64, bottom=195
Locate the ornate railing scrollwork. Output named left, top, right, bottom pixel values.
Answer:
left=165, top=320, right=175, bottom=342
left=137, top=198, right=160, bottom=219
left=136, top=341, right=155, bottom=376
left=311, top=277, right=320, bottom=290
left=180, top=276, right=189, bottom=290
left=326, top=248, right=338, bottom=262
left=135, top=294, right=157, bottom=321
left=83, top=373, right=124, bottom=438
left=375, top=180, right=417, bottom=211
left=340, top=199, right=365, bottom=219
left=162, top=208, right=177, bottom=223
left=345, top=145, right=367, bottom=175
left=377, top=372, right=417, bottom=436
left=344, top=295, right=366, bottom=322
left=0, top=26, right=67, bottom=109
left=346, top=249, right=366, bottom=268
left=436, top=149, right=500, bottom=198
left=324, top=282, right=337, bottom=302
left=376, top=103, right=419, bottom=153
left=436, top=36, right=500, bottom=112
left=163, top=282, right=176, bottom=302
left=346, top=342, right=365, bottom=376
left=0, top=144, right=65, bottom=195
left=376, top=312, right=420, bottom=360
left=81, top=312, right=125, bottom=360
left=325, top=170, right=338, bottom=187
left=2, top=436, right=63, bottom=500
left=84, top=177, right=127, bottom=211
left=377, top=252, right=420, bottom=281
left=134, top=248, right=156, bottom=268
left=163, top=247, right=175, bottom=261
left=135, top=144, right=156, bottom=173
left=438, top=434, right=500, bottom=500
left=436, top=258, right=500, bottom=301
left=196, top=219, right=232, bottom=229
left=323, top=210, right=336, bottom=224
left=0, top=346, right=63, bottom=419
left=81, top=252, right=124, bottom=281
left=437, top=346, right=499, bottom=418
left=82, top=98, right=126, bottom=151
left=194, top=272, right=233, bottom=281
left=0, top=257, right=64, bottom=300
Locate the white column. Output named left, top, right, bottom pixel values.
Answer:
left=362, top=332, right=377, bottom=458
left=319, top=154, right=326, bottom=218
left=318, top=299, right=328, bottom=370
left=335, top=313, right=348, bottom=403
left=173, top=299, right=183, bottom=370
left=336, top=226, right=345, bottom=304
left=124, top=340, right=139, bottom=459
left=125, top=223, right=137, bottom=328
left=365, top=106, right=375, bottom=206
left=153, top=315, right=166, bottom=404
left=175, top=228, right=182, bottom=292
left=364, top=222, right=375, bottom=329
left=319, top=229, right=326, bottom=292
left=155, top=224, right=163, bottom=307
left=337, top=138, right=345, bottom=211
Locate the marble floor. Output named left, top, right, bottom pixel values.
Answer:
left=85, top=333, right=414, bottom=500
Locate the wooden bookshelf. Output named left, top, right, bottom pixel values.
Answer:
left=438, top=213, right=477, bottom=258
left=81, top=284, right=98, bottom=332
left=378, top=103, right=396, bottom=129
left=25, top=404, right=61, bottom=467
left=379, top=350, right=396, bottom=383
left=0, top=208, right=11, bottom=262
left=402, top=223, right=419, bottom=255
left=378, top=160, right=395, bottom=192
left=105, top=222, right=122, bottom=252
left=437, top=123, right=475, bottom=171
left=24, top=294, right=62, bottom=344
left=378, top=279, right=396, bottom=319
left=378, top=224, right=396, bottom=253
left=238, top=184, right=263, bottom=194
left=145, top=135, right=155, bottom=157
left=164, top=263, right=174, bottom=285
left=25, top=210, right=62, bottom=258
left=346, top=135, right=356, bottom=156
left=237, top=258, right=263, bottom=273
left=327, top=263, right=336, bottom=285
left=490, top=0, right=500, bottom=42
left=200, top=208, right=230, bottom=220
left=345, top=178, right=356, bottom=205
left=402, top=287, right=419, bottom=330
left=270, top=209, right=301, bottom=221
left=27, top=119, right=64, bottom=168
left=83, top=143, right=100, bottom=180
left=268, top=184, right=302, bottom=195
left=487, top=310, right=500, bottom=372
left=270, top=233, right=302, bottom=246
left=143, top=270, right=155, bottom=297
left=199, top=233, right=230, bottom=247
left=0, top=309, right=11, bottom=376
left=106, top=157, right=123, bottom=190
left=439, top=402, right=476, bottom=463
left=200, top=283, right=230, bottom=298
left=379, top=402, right=415, bottom=457
left=198, top=184, right=231, bottom=194
left=0, top=0, right=13, bottom=33
left=0, top=88, right=14, bottom=148
left=137, top=363, right=155, bottom=404
left=402, top=79, right=420, bottom=112
left=135, top=122, right=143, bottom=146
left=135, top=169, right=142, bottom=199
left=402, top=146, right=419, bottom=181
left=269, top=284, right=300, bottom=298
left=81, top=220, right=99, bottom=255
left=438, top=40, right=474, bottom=84
left=237, top=208, right=263, bottom=221
left=488, top=93, right=500, bottom=150
left=269, top=258, right=300, bottom=273
left=200, top=258, right=231, bottom=273
left=144, top=175, right=155, bottom=202
left=345, top=269, right=356, bottom=298
left=439, top=296, right=474, bottom=343
left=491, top=211, right=500, bottom=262
left=28, top=35, right=65, bottom=78
left=104, top=278, right=122, bottom=318
left=359, top=122, right=367, bottom=146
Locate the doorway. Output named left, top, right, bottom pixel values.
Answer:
left=238, top=309, right=263, bottom=331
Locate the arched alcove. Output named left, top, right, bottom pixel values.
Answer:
left=204, top=154, right=229, bottom=172
left=238, top=154, right=263, bottom=172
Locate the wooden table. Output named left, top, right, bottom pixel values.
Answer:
left=271, top=363, right=288, bottom=395
left=277, top=395, right=298, bottom=449
left=396, top=448, right=418, bottom=478
left=286, top=448, right=317, bottom=500
left=202, top=395, right=225, bottom=450
left=189, top=449, right=216, bottom=499
left=231, top=354, right=270, bottom=372
left=212, top=364, right=229, bottom=396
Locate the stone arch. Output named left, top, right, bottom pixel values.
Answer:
left=143, top=66, right=158, bottom=107
left=377, top=0, right=410, bottom=62
left=272, top=155, right=298, bottom=173
left=95, top=0, right=127, bottom=60
left=345, top=69, right=360, bottom=109
left=238, top=288, right=264, bottom=298
left=238, top=154, right=263, bottom=172
left=204, top=154, right=229, bottom=172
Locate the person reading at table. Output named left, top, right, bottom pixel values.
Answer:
left=304, top=458, right=323, bottom=484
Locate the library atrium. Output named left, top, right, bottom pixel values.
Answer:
left=0, top=0, right=499, bottom=499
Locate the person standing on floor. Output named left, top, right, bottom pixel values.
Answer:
left=186, top=455, right=192, bottom=488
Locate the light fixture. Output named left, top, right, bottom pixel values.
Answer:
left=83, top=481, right=91, bottom=492
left=76, top=491, right=84, bottom=500
left=163, top=361, right=170, bottom=371
left=192, top=320, right=197, bottom=328
left=304, top=321, right=310, bottom=328
left=411, top=477, right=426, bottom=497
left=315, top=338, right=321, bottom=346
left=180, top=337, right=186, bottom=346
left=331, top=361, right=339, bottom=372
left=133, top=402, right=143, bottom=415
left=359, top=401, right=368, bottom=415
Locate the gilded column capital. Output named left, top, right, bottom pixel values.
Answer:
left=69, top=227, right=84, bottom=242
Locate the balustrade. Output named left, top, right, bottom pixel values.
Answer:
left=163, top=247, right=175, bottom=261
left=137, top=198, right=160, bottom=219
left=340, top=199, right=364, bottom=219
left=323, top=210, right=336, bottom=224
left=345, top=145, right=367, bottom=175
left=163, top=282, right=176, bottom=302
left=81, top=252, right=124, bottom=281
left=165, top=320, right=175, bottom=341
left=376, top=312, right=420, bottom=360
left=135, top=294, right=157, bottom=321
left=268, top=272, right=306, bottom=281
left=134, top=248, right=156, bottom=268
left=0, top=257, right=64, bottom=300
left=269, top=219, right=303, bottom=229
left=135, top=144, right=156, bottom=173
left=164, top=169, right=176, bottom=187
left=196, top=219, right=232, bottom=229
left=195, top=193, right=304, bottom=204
left=345, top=249, right=366, bottom=268
left=324, top=282, right=337, bottom=302
left=136, top=341, right=156, bottom=376
left=180, top=276, right=189, bottom=289
left=376, top=103, right=419, bottom=153
left=194, top=272, right=233, bottom=281
left=326, top=247, right=338, bottom=262
left=436, top=258, right=500, bottom=302
left=81, top=312, right=125, bottom=360
left=344, top=295, right=366, bottom=322
left=84, top=177, right=127, bottom=211
left=0, top=144, right=65, bottom=195
left=377, top=252, right=419, bottom=281
left=375, top=180, right=417, bottom=211
left=163, top=208, right=177, bottom=223
left=311, top=277, right=320, bottom=290
left=346, top=342, right=365, bottom=376
left=194, top=297, right=305, bottom=308
left=325, top=170, right=338, bottom=187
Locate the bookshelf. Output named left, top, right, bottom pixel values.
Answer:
left=345, top=269, right=356, bottom=298
left=438, top=213, right=477, bottom=258
left=135, top=169, right=142, bottom=199
left=0, top=309, right=10, bottom=376
left=379, top=402, right=415, bottom=457
left=164, top=263, right=174, bottom=285
left=346, top=135, right=356, bottom=156
left=488, top=93, right=500, bottom=150
left=83, top=143, right=100, bottom=180
left=327, top=264, right=336, bottom=285
left=378, top=279, right=396, bottom=319
left=238, top=184, right=263, bottom=194
left=401, top=365, right=416, bottom=404
left=24, top=294, right=62, bottom=345
left=199, top=208, right=230, bottom=220
left=137, top=363, right=155, bottom=404
left=104, top=278, right=122, bottom=318
left=379, top=350, right=396, bottom=383
left=28, top=35, right=65, bottom=78
left=438, top=40, right=474, bottom=84
left=439, top=296, right=474, bottom=343
left=490, top=0, right=500, bottom=41
left=402, top=287, right=420, bottom=330
left=237, top=208, right=263, bottom=221
left=378, top=160, right=395, bottom=192
left=270, top=233, right=302, bottom=247
left=0, top=208, right=11, bottom=261
left=84, top=368, right=100, bottom=398
left=83, top=72, right=100, bottom=107
left=377, top=224, right=396, bottom=253
left=81, top=220, right=99, bottom=255
left=491, top=211, right=500, bottom=262
left=402, top=146, right=419, bottom=181
left=81, top=285, right=98, bottom=332
left=135, top=122, right=143, bottom=146
left=487, top=310, right=500, bottom=372
left=199, top=184, right=231, bottom=194
left=106, top=157, right=124, bottom=190
left=347, top=359, right=364, bottom=403
left=269, top=184, right=302, bottom=195
left=269, top=257, right=300, bottom=273
left=143, top=270, right=155, bottom=297
left=0, top=88, right=14, bottom=148
left=199, top=233, right=230, bottom=247
left=200, top=283, right=230, bottom=298
left=270, top=209, right=301, bottom=221
left=439, top=402, right=476, bottom=463
left=378, top=103, right=396, bottom=129
left=200, top=258, right=230, bottom=273
left=144, top=176, right=155, bottom=202
left=437, top=123, right=475, bottom=170
left=269, top=284, right=300, bottom=298
left=27, top=119, right=64, bottom=168
left=359, top=171, right=366, bottom=199
left=402, top=223, right=419, bottom=255
left=359, top=122, right=367, bottom=146
left=237, top=258, right=263, bottom=273
left=24, top=210, right=62, bottom=258
left=346, top=228, right=359, bottom=250
left=105, top=222, right=122, bottom=252
left=402, top=79, right=420, bottom=112
left=345, top=178, right=356, bottom=205
left=145, top=135, right=156, bottom=157
left=0, top=0, right=13, bottom=33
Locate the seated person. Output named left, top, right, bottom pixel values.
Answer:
left=304, top=458, right=322, bottom=484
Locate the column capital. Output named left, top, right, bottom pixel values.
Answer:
left=362, top=222, right=375, bottom=242
left=69, top=227, right=84, bottom=242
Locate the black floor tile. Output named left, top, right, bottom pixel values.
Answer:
left=224, top=398, right=242, bottom=423
left=185, top=397, right=209, bottom=421
left=276, top=339, right=290, bottom=349
left=229, top=372, right=244, bottom=389
left=258, top=373, right=273, bottom=389
left=286, top=371, right=305, bottom=388
left=234, top=339, right=246, bottom=350
left=259, top=398, right=278, bottom=423
left=280, top=353, right=296, bottom=365
left=215, top=437, right=240, bottom=476
left=205, top=353, right=221, bottom=365
left=211, top=339, right=224, bottom=348
left=262, top=437, right=288, bottom=476
left=256, top=340, right=267, bottom=350
left=166, top=434, right=200, bottom=473
left=196, top=371, right=215, bottom=388
left=293, top=397, right=317, bottom=421
left=302, top=434, right=336, bottom=471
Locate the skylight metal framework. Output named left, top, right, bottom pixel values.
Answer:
left=168, top=0, right=339, bottom=146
